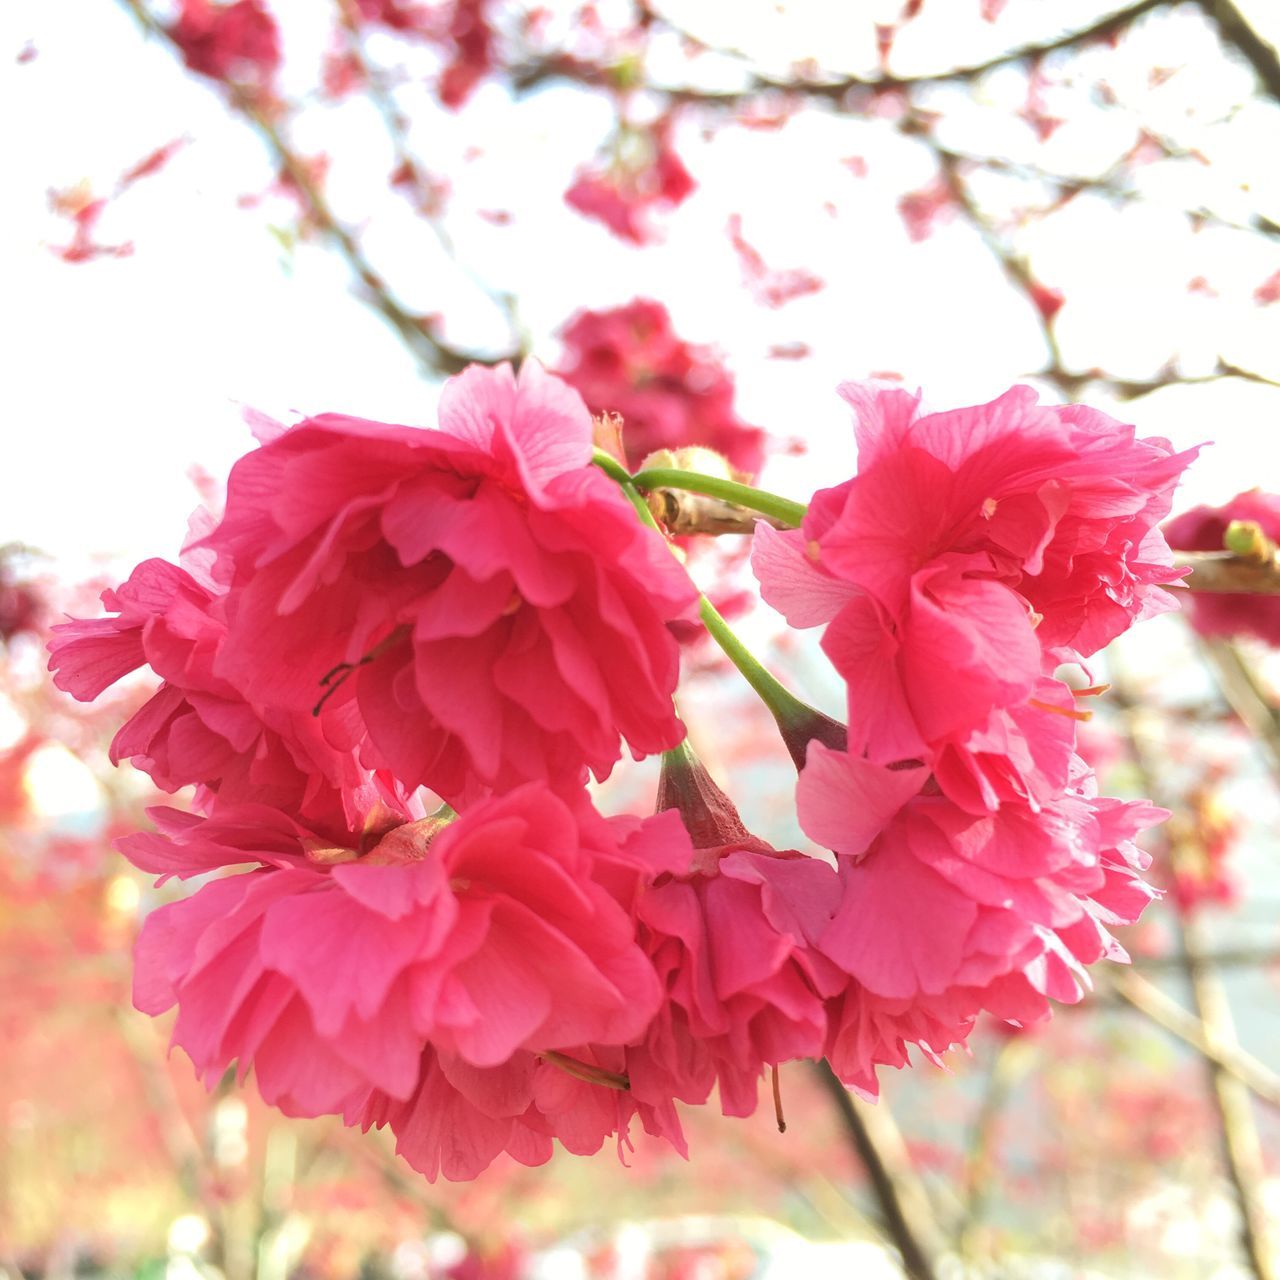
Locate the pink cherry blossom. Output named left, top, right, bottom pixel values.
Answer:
left=767, top=382, right=1195, bottom=665
left=128, top=786, right=683, bottom=1149
left=1164, top=489, right=1280, bottom=646
left=194, top=360, right=697, bottom=802
left=48, top=557, right=394, bottom=839
left=797, top=743, right=1164, bottom=1092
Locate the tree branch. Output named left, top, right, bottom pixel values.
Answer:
left=1198, top=0, right=1280, bottom=102
left=117, top=0, right=515, bottom=377
left=811, top=1060, right=945, bottom=1280
left=516, top=0, right=1178, bottom=105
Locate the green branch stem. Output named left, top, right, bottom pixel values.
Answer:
left=593, top=450, right=841, bottom=763
left=630, top=467, right=808, bottom=529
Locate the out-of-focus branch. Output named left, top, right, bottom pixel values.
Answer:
left=1198, top=0, right=1280, bottom=102
left=1197, top=638, right=1280, bottom=783
left=1112, top=686, right=1276, bottom=1280
left=954, top=1035, right=1036, bottom=1263
left=117, top=0, right=515, bottom=377
left=1176, top=549, right=1280, bottom=595
left=1106, top=971, right=1280, bottom=1108
left=811, top=1060, right=946, bottom=1280
left=515, top=0, right=1177, bottom=103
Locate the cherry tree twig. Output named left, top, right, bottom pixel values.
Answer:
left=811, top=1060, right=946, bottom=1280
left=1111, top=681, right=1276, bottom=1280
left=117, top=0, right=516, bottom=377
left=515, top=0, right=1179, bottom=103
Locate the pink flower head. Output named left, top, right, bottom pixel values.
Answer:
left=170, top=0, right=280, bottom=88
left=818, top=383, right=1195, bottom=662
left=630, top=845, right=838, bottom=1120
left=797, top=743, right=1164, bottom=1092
left=48, top=557, right=391, bottom=838
left=128, top=785, right=683, bottom=1133
left=628, top=744, right=840, bottom=1119
left=556, top=299, right=765, bottom=475
left=1164, top=489, right=1280, bottom=646
left=565, top=127, right=696, bottom=246
left=193, top=360, right=697, bottom=802
left=754, top=382, right=1196, bottom=793
left=438, top=0, right=496, bottom=109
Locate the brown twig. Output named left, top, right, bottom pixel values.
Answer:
left=811, top=1060, right=945, bottom=1280
left=116, top=0, right=514, bottom=377
left=1106, top=971, right=1280, bottom=1109
left=1176, top=547, right=1280, bottom=595
left=1112, top=683, right=1276, bottom=1280
left=1198, top=0, right=1280, bottom=103
left=1197, top=638, right=1280, bottom=784
left=514, top=0, right=1177, bottom=104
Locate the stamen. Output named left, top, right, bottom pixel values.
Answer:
left=1029, top=697, right=1092, bottom=722
left=805, top=540, right=821, bottom=564
left=501, top=590, right=522, bottom=617
left=543, top=1051, right=630, bottom=1092
left=981, top=497, right=998, bottom=519
left=772, top=1064, right=787, bottom=1134
left=312, top=629, right=406, bottom=716
left=1072, top=683, right=1111, bottom=698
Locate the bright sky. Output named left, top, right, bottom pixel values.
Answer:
left=4, top=0, right=1280, bottom=586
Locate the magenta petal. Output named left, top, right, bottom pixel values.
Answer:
left=796, top=742, right=926, bottom=858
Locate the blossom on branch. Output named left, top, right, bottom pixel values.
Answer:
left=1164, top=489, right=1280, bottom=646
left=170, top=0, right=281, bottom=89
left=181, top=360, right=696, bottom=802
left=556, top=299, right=765, bottom=475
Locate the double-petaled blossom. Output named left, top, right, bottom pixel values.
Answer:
left=48, top=556, right=390, bottom=840
left=191, top=360, right=696, bottom=803
left=754, top=382, right=1196, bottom=803
left=626, top=748, right=839, bottom=1124
left=1164, top=489, right=1280, bottom=646
left=127, top=785, right=692, bottom=1174
left=797, top=744, right=1164, bottom=1093
left=556, top=299, right=765, bottom=476
left=170, top=0, right=281, bottom=88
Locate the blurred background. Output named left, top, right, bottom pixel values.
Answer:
left=4, top=0, right=1280, bottom=1276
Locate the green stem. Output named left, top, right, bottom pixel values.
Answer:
left=699, top=596, right=805, bottom=721
left=593, top=448, right=662, bottom=529
left=630, top=467, right=808, bottom=529
left=699, top=597, right=846, bottom=769
left=594, top=448, right=844, bottom=768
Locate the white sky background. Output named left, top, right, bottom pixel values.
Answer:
left=3, top=0, right=1280, bottom=585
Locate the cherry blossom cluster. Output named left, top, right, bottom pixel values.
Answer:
left=51, top=363, right=1194, bottom=1181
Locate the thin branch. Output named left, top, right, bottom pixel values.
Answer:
left=1198, top=0, right=1280, bottom=102
left=1197, top=638, right=1280, bottom=784
left=811, top=1060, right=945, bottom=1280
left=1176, top=547, right=1280, bottom=595
left=515, top=0, right=1178, bottom=105
left=1112, top=682, right=1277, bottom=1280
left=117, top=0, right=515, bottom=377
left=1107, top=970, right=1280, bottom=1108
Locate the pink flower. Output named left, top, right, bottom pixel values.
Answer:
left=565, top=127, right=695, bottom=246
left=193, top=360, right=696, bottom=802
left=438, top=1, right=495, bottom=109
left=170, top=0, right=280, bottom=88
left=48, top=557, right=391, bottom=839
left=797, top=743, right=1164, bottom=1092
left=815, top=383, right=1195, bottom=662
left=753, top=382, right=1196, bottom=786
left=556, top=299, right=765, bottom=475
left=1164, top=489, right=1280, bottom=646
left=128, top=786, right=684, bottom=1142
left=626, top=744, right=839, bottom=1120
